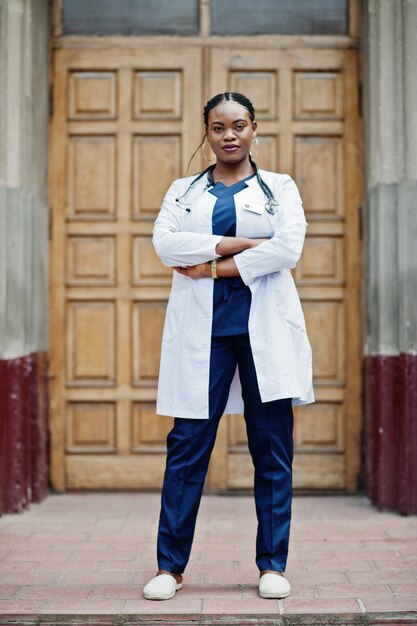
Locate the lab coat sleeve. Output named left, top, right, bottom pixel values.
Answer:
left=153, top=181, right=223, bottom=267
left=234, top=175, right=308, bottom=286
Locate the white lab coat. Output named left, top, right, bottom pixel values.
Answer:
left=153, top=169, right=314, bottom=419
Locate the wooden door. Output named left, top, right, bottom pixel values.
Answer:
left=49, top=45, right=361, bottom=493
left=207, top=47, right=361, bottom=492
left=49, top=47, right=203, bottom=490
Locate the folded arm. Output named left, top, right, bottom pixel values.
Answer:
left=234, top=176, right=308, bottom=285
left=153, top=181, right=257, bottom=267
left=155, top=176, right=307, bottom=282
left=173, top=240, right=268, bottom=278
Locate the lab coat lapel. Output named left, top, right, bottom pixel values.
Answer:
left=234, top=177, right=270, bottom=238
left=234, top=176, right=265, bottom=208
left=188, top=179, right=216, bottom=234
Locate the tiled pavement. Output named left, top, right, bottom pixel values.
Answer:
left=0, top=493, right=416, bottom=625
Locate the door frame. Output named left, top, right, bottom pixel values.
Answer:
left=48, top=0, right=362, bottom=493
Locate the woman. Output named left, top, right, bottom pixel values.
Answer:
left=143, top=92, right=314, bottom=601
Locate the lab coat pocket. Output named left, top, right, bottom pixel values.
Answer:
left=163, top=283, right=189, bottom=343
left=242, top=201, right=265, bottom=215
left=237, top=203, right=274, bottom=238
left=273, top=288, right=306, bottom=333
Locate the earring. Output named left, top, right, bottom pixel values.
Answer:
left=202, top=141, right=216, bottom=162
left=250, top=137, right=259, bottom=158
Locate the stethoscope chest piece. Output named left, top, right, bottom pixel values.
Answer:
left=265, top=198, right=279, bottom=216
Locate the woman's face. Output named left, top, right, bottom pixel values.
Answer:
left=205, top=101, right=257, bottom=165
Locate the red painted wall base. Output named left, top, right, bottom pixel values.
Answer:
left=1, top=351, right=415, bottom=513
left=0, top=352, right=49, bottom=514
left=364, top=354, right=417, bottom=515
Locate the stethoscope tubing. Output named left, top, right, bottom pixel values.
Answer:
left=175, top=163, right=279, bottom=217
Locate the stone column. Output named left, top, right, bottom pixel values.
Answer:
left=362, top=0, right=417, bottom=514
left=0, top=0, right=49, bottom=513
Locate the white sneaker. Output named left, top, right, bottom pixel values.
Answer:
left=143, top=573, right=183, bottom=600
left=259, top=573, right=291, bottom=599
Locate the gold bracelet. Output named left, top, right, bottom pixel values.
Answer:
left=210, top=259, right=218, bottom=279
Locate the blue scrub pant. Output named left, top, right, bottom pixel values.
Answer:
left=157, top=333, right=294, bottom=574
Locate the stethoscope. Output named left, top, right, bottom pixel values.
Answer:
left=175, top=162, right=280, bottom=217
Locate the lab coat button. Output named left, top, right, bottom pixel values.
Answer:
left=245, top=203, right=250, bottom=208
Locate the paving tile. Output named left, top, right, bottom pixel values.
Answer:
left=33, top=560, right=107, bottom=573
left=397, top=546, right=417, bottom=558
left=61, top=571, right=132, bottom=585
left=361, top=596, right=417, bottom=611
left=288, top=549, right=335, bottom=560
left=16, top=585, right=91, bottom=599
left=1, top=542, right=54, bottom=552
left=279, top=559, right=307, bottom=571
left=203, top=571, right=259, bottom=585
left=199, top=549, right=255, bottom=561
left=100, top=561, right=155, bottom=572
left=331, top=549, right=400, bottom=559
left=69, top=549, right=136, bottom=561
left=406, top=519, right=417, bottom=527
left=0, top=572, right=63, bottom=585
left=90, top=584, right=143, bottom=599
left=286, top=571, right=349, bottom=584
left=31, top=532, right=89, bottom=541
left=0, top=532, right=32, bottom=541
left=233, top=559, right=306, bottom=573
left=40, top=598, right=125, bottom=614
left=202, top=597, right=280, bottom=614
left=300, top=540, right=365, bottom=550
left=205, top=531, right=254, bottom=542
left=0, top=585, right=20, bottom=599
left=285, top=560, right=306, bottom=576
left=297, top=529, right=389, bottom=540
left=183, top=584, right=241, bottom=598
left=346, top=570, right=417, bottom=584
left=194, top=541, right=241, bottom=550
left=388, top=583, right=417, bottom=596
left=122, top=596, right=202, bottom=614
left=4, top=550, right=72, bottom=562
left=186, top=559, right=236, bottom=572
left=361, top=539, right=412, bottom=548
left=0, top=599, right=47, bottom=614
left=0, top=562, right=34, bottom=572
left=282, top=597, right=362, bottom=614
left=305, top=559, right=374, bottom=571
left=316, top=584, right=393, bottom=598
left=51, top=541, right=123, bottom=550
left=386, top=528, right=417, bottom=540
left=372, top=558, right=417, bottom=571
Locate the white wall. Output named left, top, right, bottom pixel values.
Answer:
left=0, top=0, right=49, bottom=359
left=362, top=0, right=417, bottom=356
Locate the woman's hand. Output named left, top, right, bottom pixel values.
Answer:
left=173, top=263, right=211, bottom=278
left=172, top=237, right=270, bottom=279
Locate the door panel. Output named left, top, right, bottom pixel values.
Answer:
left=207, top=47, right=361, bottom=492
left=49, top=47, right=203, bottom=490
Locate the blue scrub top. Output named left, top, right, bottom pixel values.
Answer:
left=210, top=175, right=254, bottom=337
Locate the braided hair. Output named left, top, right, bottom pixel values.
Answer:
left=203, top=92, right=255, bottom=126
left=185, top=92, right=257, bottom=176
